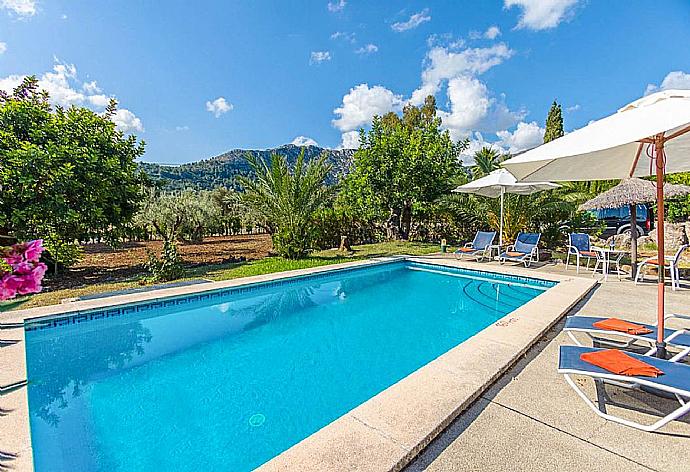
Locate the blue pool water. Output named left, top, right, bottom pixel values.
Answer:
left=24, top=261, right=554, bottom=471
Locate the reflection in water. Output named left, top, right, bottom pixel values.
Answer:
left=28, top=322, right=152, bottom=426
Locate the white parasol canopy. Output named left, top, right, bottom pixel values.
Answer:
left=502, top=89, right=690, bottom=182
left=453, top=169, right=559, bottom=246
left=502, top=89, right=690, bottom=357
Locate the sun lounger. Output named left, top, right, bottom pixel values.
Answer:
left=498, top=232, right=541, bottom=267
left=454, top=231, right=496, bottom=261
left=558, top=345, right=690, bottom=432
left=563, top=314, right=690, bottom=359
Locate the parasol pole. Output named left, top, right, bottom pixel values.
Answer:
left=499, top=187, right=505, bottom=248
left=654, top=135, right=666, bottom=358
left=630, top=203, right=637, bottom=279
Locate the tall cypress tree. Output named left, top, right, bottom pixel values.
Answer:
left=543, top=100, right=564, bottom=143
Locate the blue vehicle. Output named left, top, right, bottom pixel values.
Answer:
left=588, top=204, right=653, bottom=237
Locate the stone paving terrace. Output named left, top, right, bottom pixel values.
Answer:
left=406, top=255, right=690, bottom=472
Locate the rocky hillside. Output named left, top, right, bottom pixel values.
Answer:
left=139, top=144, right=355, bottom=191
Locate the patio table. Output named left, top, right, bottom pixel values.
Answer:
left=592, top=247, right=625, bottom=282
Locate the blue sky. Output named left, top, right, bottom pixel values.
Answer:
left=2, top=0, right=690, bottom=164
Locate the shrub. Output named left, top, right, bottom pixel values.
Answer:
left=145, top=240, right=184, bottom=282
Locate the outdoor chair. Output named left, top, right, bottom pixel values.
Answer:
left=454, top=231, right=496, bottom=261
left=563, top=314, right=690, bottom=359
left=565, top=233, right=598, bottom=273
left=558, top=345, right=690, bottom=432
left=498, top=232, right=541, bottom=268
left=635, top=244, right=688, bottom=291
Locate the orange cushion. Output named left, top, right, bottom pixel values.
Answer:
left=506, top=251, right=525, bottom=257
left=457, top=247, right=476, bottom=253
left=592, top=318, right=653, bottom=335
left=580, top=349, right=664, bottom=377
left=646, top=258, right=669, bottom=267
left=580, top=250, right=597, bottom=257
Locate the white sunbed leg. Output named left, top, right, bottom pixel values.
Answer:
left=634, top=263, right=644, bottom=285
left=563, top=374, right=690, bottom=432
left=566, top=330, right=585, bottom=347
left=565, top=252, right=570, bottom=271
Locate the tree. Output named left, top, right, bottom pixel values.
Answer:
left=344, top=95, right=467, bottom=240
left=0, top=76, right=147, bottom=267
left=237, top=150, right=334, bottom=259
left=472, top=146, right=504, bottom=178
left=543, top=100, right=564, bottom=143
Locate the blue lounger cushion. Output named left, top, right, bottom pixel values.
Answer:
left=564, top=316, right=690, bottom=347
left=558, top=345, right=690, bottom=394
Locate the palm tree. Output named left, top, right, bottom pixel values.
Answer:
left=237, top=150, right=335, bottom=259
left=472, top=146, right=504, bottom=178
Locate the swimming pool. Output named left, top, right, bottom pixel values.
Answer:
left=24, top=260, right=554, bottom=471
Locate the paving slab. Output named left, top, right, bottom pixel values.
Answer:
left=407, top=399, right=655, bottom=472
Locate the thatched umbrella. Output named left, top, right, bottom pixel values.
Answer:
left=579, top=178, right=690, bottom=276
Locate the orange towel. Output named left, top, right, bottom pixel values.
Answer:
left=580, top=349, right=664, bottom=377
left=506, top=251, right=525, bottom=257
left=580, top=250, right=598, bottom=257
left=592, top=318, right=653, bottom=335
left=458, top=247, right=476, bottom=253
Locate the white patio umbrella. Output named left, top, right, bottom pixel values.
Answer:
left=503, top=89, right=690, bottom=357
left=452, top=168, right=560, bottom=247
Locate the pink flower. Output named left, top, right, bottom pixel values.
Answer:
left=23, top=240, right=44, bottom=263
left=13, top=261, right=33, bottom=275
left=0, top=273, right=17, bottom=301
left=2, top=249, right=23, bottom=266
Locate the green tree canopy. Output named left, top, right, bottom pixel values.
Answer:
left=344, top=95, right=467, bottom=240
left=544, top=100, right=564, bottom=143
left=472, top=146, right=504, bottom=178
left=0, top=76, right=147, bottom=265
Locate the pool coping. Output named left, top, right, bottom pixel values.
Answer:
left=0, top=256, right=596, bottom=471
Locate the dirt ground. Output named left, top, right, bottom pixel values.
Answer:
left=46, top=234, right=273, bottom=291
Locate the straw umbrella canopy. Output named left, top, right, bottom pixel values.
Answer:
left=453, top=169, right=560, bottom=247
left=503, top=89, right=690, bottom=358
left=578, top=178, right=690, bottom=277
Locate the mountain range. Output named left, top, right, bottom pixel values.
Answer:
left=139, top=144, right=356, bottom=191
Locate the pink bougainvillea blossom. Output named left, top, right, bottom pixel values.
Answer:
left=0, top=240, right=47, bottom=301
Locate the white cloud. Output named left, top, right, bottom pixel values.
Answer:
left=437, top=76, right=524, bottom=141
left=1, top=0, right=36, bottom=17
left=469, top=26, right=501, bottom=40
left=0, top=59, right=145, bottom=134
left=495, top=121, right=544, bottom=153
left=175, top=125, right=190, bottom=132
left=82, top=80, right=101, bottom=94
left=391, top=9, right=431, bottom=32
left=327, top=0, right=346, bottom=12
left=339, top=130, right=361, bottom=149
left=0, top=42, right=6, bottom=54
left=566, top=104, right=580, bottom=113
left=111, top=108, right=144, bottom=133
left=0, top=59, right=142, bottom=129
left=504, top=0, right=578, bottom=30
left=410, top=43, right=514, bottom=105
left=330, top=31, right=355, bottom=43
left=355, top=44, right=378, bottom=55
left=205, top=97, right=233, bottom=117
left=291, top=136, right=319, bottom=147
left=484, top=26, right=501, bottom=39
left=60, top=13, right=67, bottom=20
left=332, top=84, right=403, bottom=132
left=310, top=51, right=332, bottom=65
left=645, top=71, right=690, bottom=95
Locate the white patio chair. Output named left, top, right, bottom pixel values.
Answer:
left=635, top=244, right=688, bottom=291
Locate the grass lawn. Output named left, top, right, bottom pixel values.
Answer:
left=18, top=241, right=440, bottom=310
